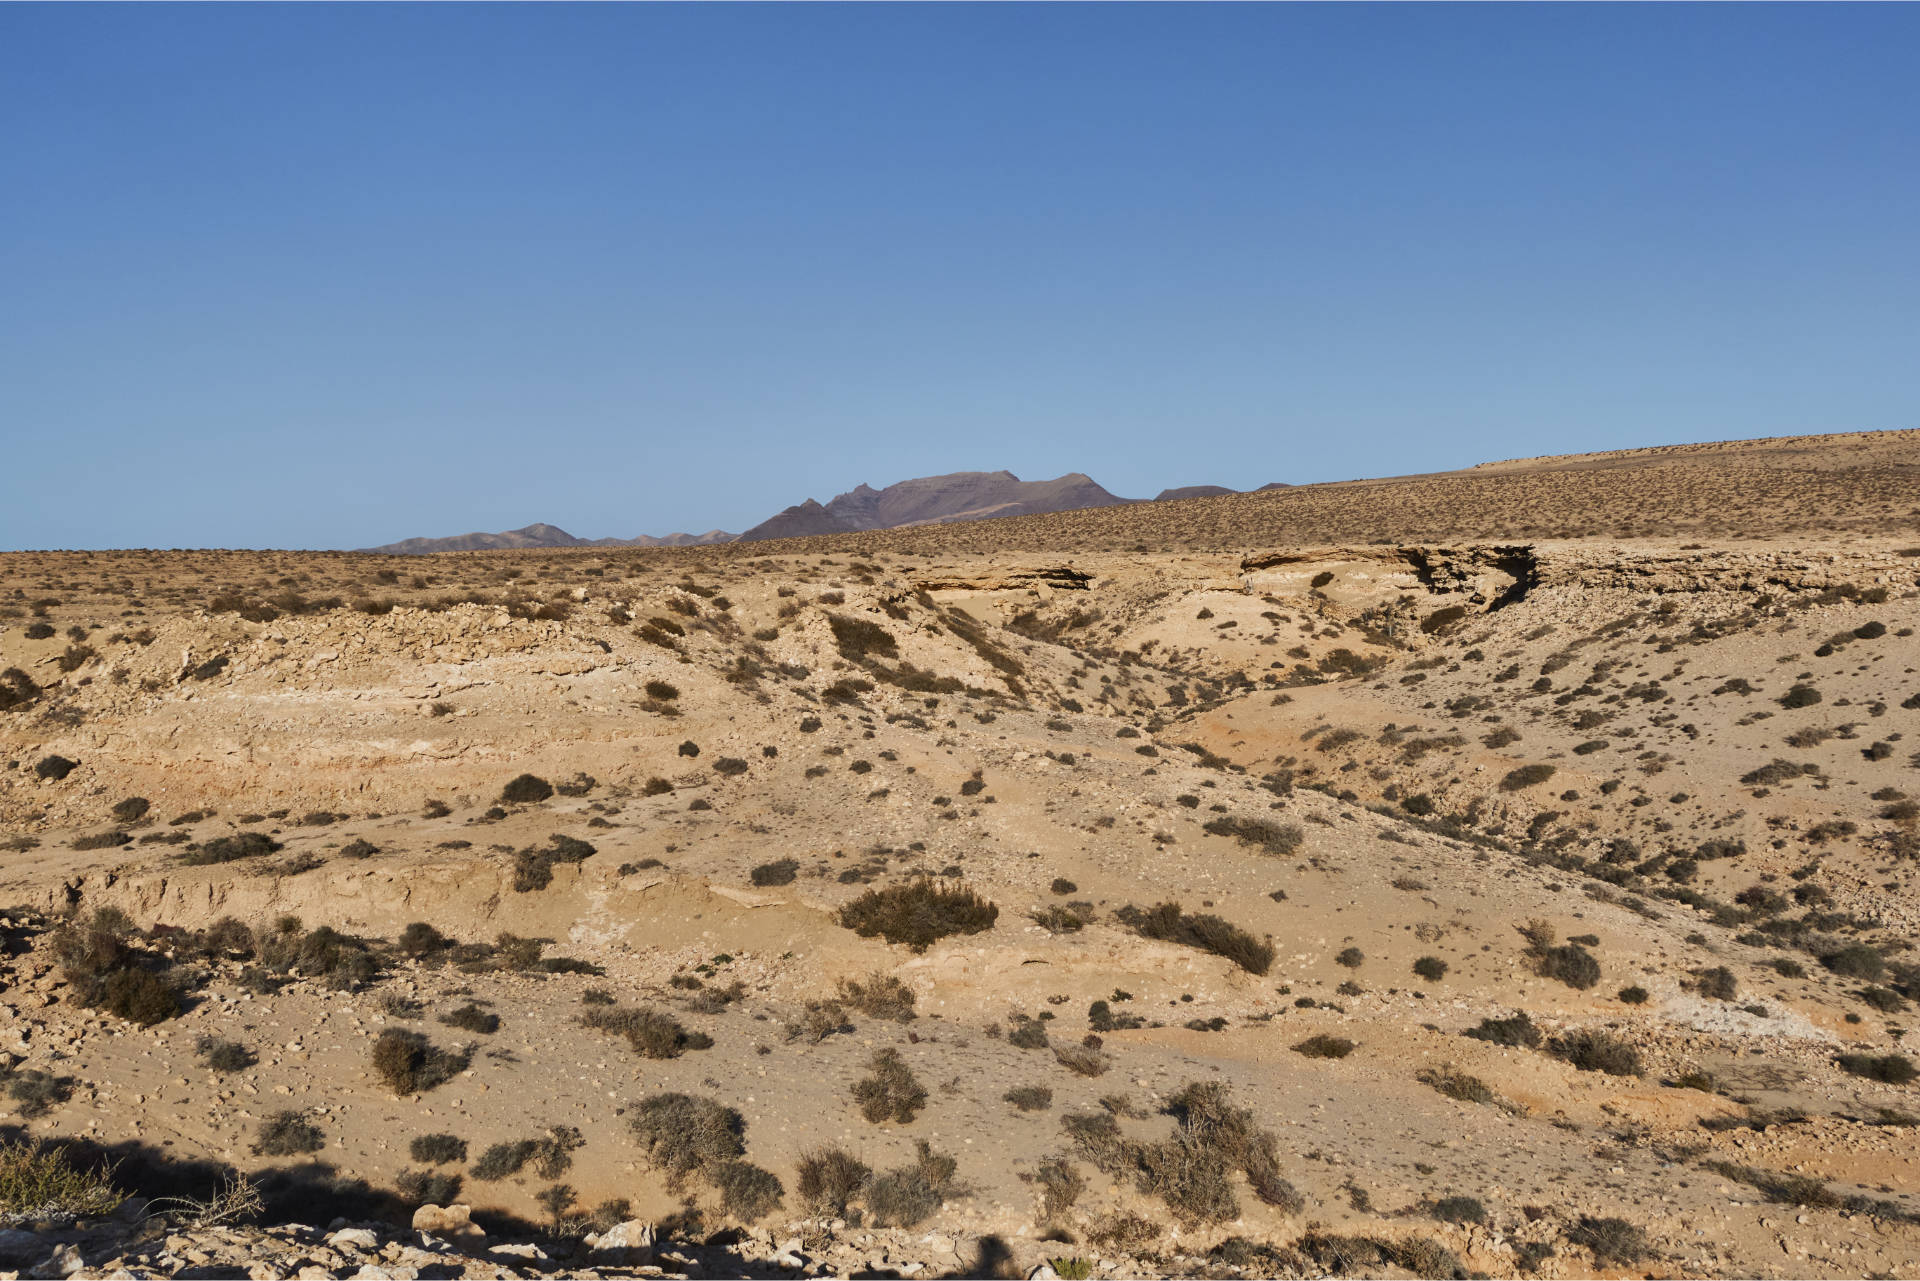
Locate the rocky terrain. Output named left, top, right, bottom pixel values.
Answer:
left=3, top=430, right=1920, bottom=1279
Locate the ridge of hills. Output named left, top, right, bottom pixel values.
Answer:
left=358, top=469, right=1263, bottom=555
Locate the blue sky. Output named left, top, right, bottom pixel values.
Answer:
left=3, top=4, right=1915, bottom=550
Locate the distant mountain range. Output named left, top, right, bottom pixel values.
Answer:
left=357, top=470, right=1284, bottom=554
left=359, top=524, right=736, bottom=555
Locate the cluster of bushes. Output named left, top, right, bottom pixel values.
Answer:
left=629, top=1093, right=783, bottom=1222
left=797, top=1139, right=960, bottom=1228
left=582, top=1005, right=713, bottom=1058
left=1062, top=1081, right=1301, bottom=1225
left=512, top=833, right=596, bottom=892
left=1201, top=815, right=1304, bottom=857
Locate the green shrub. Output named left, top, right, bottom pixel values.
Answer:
left=0, top=1140, right=124, bottom=1223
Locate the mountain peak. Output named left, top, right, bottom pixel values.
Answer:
left=736, top=469, right=1133, bottom=542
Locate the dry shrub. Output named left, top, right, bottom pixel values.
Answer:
left=838, top=973, right=917, bottom=1021
left=1568, top=1216, right=1653, bottom=1266
left=1202, top=816, right=1304, bottom=856
left=1116, top=902, right=1273, bottom=975
left=1033, top=1156, right=1085, bottom=1221
left=796, top=1147, right=871, bottom=1216
left=370, top=1029, right=470, bottom=1095
left=1416, top=1067, right=1494, bottom=1105
left=839, top=878, right=998, bottom=951
left=582, top=1005, right=713, bottom=1058
left=1055, top=1044, right=1111, bottom=1077
left=708, top=1159, right=784, bottom=1222
left=865, top=1140, right=958, bottom=1228
left=181, top=832, right=281, bottom=865
left=1463, top=1011, right=1542, bottom=1048
left=410, top=1134, right=467, bottom=1165
left=254, top=1110, right=324, bottom=1156
left=1549, top=1029, right=1643, bottom=1077
left=1005, top=1085, right=1054, bottom=1112
left=440, top=1003, right=499, bottom=1034
left=853, top=1048, right=927, bottom=1124
left=1292, top=1034, right=1355, bottom=1060
left=499, top=773, right=553, bottom=804
left=629, top=1092, right=746, bottom=1194
left=1062, top=1080, right=1299, bottom=1226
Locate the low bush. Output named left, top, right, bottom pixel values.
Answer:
left=181, top=832, right=282, bottom=865
left=865, top=1140, right=959, bottom=1228
left=1116, top=902, right=1273, bottom=975
left=410, top=1134, right=468, bottom=1165
left=750, top=858, right=799, bottom=887
left=1417, top=1067, right=1494, bottom=1105
left=1005, top=1085, right=1054, bottom=1112
left=1498, top=764, right=1556, bottom=792
left=1412, top=956, right=1448, bottom=982
left=255, top=1110, right=325, bottom=1156
left=1463, top=1012, right=1542, bottom=1048
left=582, top=1005, right=713, bottom=1058
left=440, top=1003, right=499, bottom=1034
left=1549, top=1029, right=1643, bottom=1076
left=1837, top=1052, right=1916, bottom=1084
left=1293, top=1034, right=1356, bottom=1060
left=839, top=878, right=998, bottom=951
left=709, top=1159, right=784, bottom=1222
left=371, top=1029, right=471, bottom=1095
left=500, top=774, right=554, bottom=804
left=196, top=1037, right=257, bottom=1073
left=1202, top=816, right=1304, bottom=857
left=853, top=1048, right=928, bottom=1124
left=796, top=1147, right=871, bottom=1216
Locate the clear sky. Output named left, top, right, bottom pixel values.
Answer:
left=3, top=4, right=1915, bottom=550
